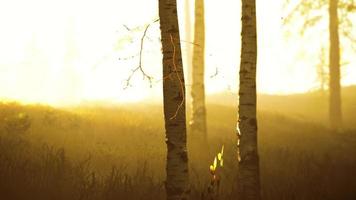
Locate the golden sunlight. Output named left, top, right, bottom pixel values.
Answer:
left=1, top=0, right=356, bottom=199
left=0, top=0, right=355, bottom=105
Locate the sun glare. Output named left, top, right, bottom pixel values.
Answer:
left=0, top=0, right=355, bottom=105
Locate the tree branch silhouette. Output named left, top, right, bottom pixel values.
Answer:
left=124, top=19, right=159, bottom=89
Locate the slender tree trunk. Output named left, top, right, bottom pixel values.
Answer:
left=190, top=0, right=207, bottom=141
left=237, top=0, right=261, bottom=199
left=158, top=0, right=190, bottom=199
left=317, top=47, right=327, bottom=93
left=184, top=0, right=192, bottom=104
left=329, top=0, right=342, bottom=130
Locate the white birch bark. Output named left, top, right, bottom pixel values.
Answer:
left=237, top=0, right=261, bottom=199
left=158, top=0, right=190, bottom=199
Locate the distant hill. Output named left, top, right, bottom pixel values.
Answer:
left=1, top=86, right=355, bottom=129
left=207, top=86, right=356, bottom=129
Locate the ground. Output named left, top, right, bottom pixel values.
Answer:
left=0, top=87, right=355, bottom=200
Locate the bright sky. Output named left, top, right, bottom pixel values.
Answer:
left=0, top=0, right=355, bottom=105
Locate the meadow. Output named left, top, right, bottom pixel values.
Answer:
left=0, top=87, right=355, bottom=200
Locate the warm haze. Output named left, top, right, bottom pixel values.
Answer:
left=1, top=0, right=355, bottom=105
left=0, top=0, right=356, bottom=200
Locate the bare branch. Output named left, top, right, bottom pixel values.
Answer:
left=118, top=53, right=140, bottom=61
left=180, top=40, right=201, bottom=47
left=124, top=19, right=159, bottom=89
left=210, top=67, right=219, bottom=78
left=283, top=0, right=327, bottom=28
left=122, top=18, right=201, bottom=90
left=123, top=24, right=131, bottom=31
left=301, top=15, right=323, bottom=35
left=340, top=17, right=356, bottom=52
left=283, top=1, right=305, bottom=25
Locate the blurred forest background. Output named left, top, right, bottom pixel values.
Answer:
left=0, top=0, right=356, bottom=199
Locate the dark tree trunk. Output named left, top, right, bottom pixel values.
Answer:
left=158, top=0, right=190, bottom=199
left=329, top=0, right=342, bottom=130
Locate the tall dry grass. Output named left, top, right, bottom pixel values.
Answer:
left=0, top=88, right=356, bottom=200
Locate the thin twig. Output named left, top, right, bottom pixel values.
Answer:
left=123, top=24, right=131, bottom=31
left=118, top=53, right=140, bottom=61
left=210, top=67, right=219, bottom=78
left=169, top=34, right=185, bottom=120
left=180, top=40, right=201, bottom=47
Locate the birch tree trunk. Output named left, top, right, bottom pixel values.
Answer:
left=184, top=0, right=192, bottom=104
left=190, top=0, right=207, bottom=141
left=329, top=0, right=342, bottom=130
left=158, top=0, right=190, bottom=199
left=237, top=0, right=261, bottom=199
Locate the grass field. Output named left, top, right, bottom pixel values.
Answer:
left=0, top=87, right=356, bottom=200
